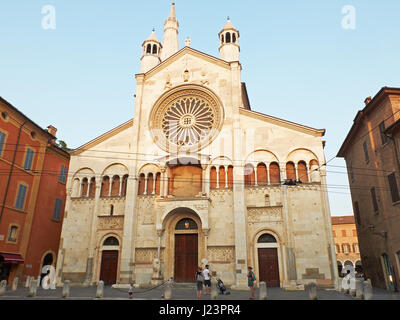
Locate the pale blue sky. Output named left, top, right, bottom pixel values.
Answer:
left=1, top=1, right=400, bottom=216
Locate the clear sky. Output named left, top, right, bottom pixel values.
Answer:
left=1, top=1, right=400, bottom=217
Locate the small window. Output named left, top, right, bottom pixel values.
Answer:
left=103, top=237, right=119, bottom=246
left=8, top=226, right=18, bottom=242
left=15, top=184, right=28, bottom=210
left=52, top=198, right=62, bottom=221
left=362, top=141, right=369, bottom=163
left=332, top=230, right=336, bottom=237
left=23, top=148, right=34, bottom=170
left=175, top=218, right=198, bottom=230
left=379, top=121, right=388, bottom=145
left=110, top=205, right=114, bottom=216
left=352, top=229, right=357, bottom=237
left=257, top=234, right=277, bottom=243
left=353, top=243, right=359, bottom=253
left=0, top=131, right=6, bottom=156
left=232, top=33, right=236, bottom=43
left=342, top=230, right=346, bottom=237
left=146, top=44, right=151, bottom=54
left=343, top=244, right=350, bottom=253
left=387, top=173, right=400, bottom=203
left=58, top=165, right=68, bottom=183
left=226, top=32, right=231, bottom=43
left=348, top=162, right=354, bottom=181
left=370, top=187, right=379, bottom=213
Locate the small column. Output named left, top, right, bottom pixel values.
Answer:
left=78, top=179, right=82, bottom=197
left=144, top=175, right=148, bottom=195
left=86, top=178, right=90, bottom=197
left=152, top=174, right=156, bottom=195
left=225, top=166, right=228, bottom=188
left=267, top=165, right=270, bottom=185
left=216, top=167, right=219, bottom=189
left=259, top=281, right=267, bottom=300
left=254, top=167, right=258, bottom=186
left=294, top=164, right=298, bottom=181
left=160, top=167, right=166, bottom=197
left=201, top=164, right=207, bottom=194
left=62, top=280, right=70, bottom=298
left=96, top=280, right=104, bottom=298
left=108, top=178, right=112, bottom=197
left=118, top=176, right=123, bottom=196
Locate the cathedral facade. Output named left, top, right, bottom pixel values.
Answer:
left=55, top=4, right=338, bottom=289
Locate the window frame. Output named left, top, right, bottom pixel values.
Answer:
left=23, top=147, right=35, bottom=171
left=7, top=224, right=19, bottom=244
left=0, top=130, right=7, bottom=157
left=14, top=183, right=28, bottom=211
left=58, top=164, right=68, bottom=184
left=52, top=198, right=63, bottom=221
left=387, top=172, right=400, bottom=203
left=379, top=121, right=389, bottom=145
left=370, top=187, right=379, bottom=213
left=362, top=141, right=369, bottom=163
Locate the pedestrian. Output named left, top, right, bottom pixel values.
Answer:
left=247, top=266, right=256, bottom=300
left=203, top=264, right=211, bottom=295
left=128, top=282, right=134, bottom=299
left=196, top=266, right=204, bottom=300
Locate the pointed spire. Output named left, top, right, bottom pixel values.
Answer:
left=147, top=29, right=158, bottom=42
left=161, top=3, right=179, bottom=61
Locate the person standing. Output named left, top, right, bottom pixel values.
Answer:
left=247, top=266, right=256, bottom=300
left=128, top=282, right=134, bottom=299
left=196, top=267, right=204, bottom=300
left=203, top=265, right=211, bottom=295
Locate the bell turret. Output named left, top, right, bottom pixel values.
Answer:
left=140, top=30, right=162, bottom=73
left=219, top=18, right=240, bottom=62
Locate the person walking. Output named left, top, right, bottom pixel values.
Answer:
left=203, top=265, right=211, bottom=295
left=196, top=266, right=204, bottom=300
left=128, top=282, right=134, bottom=299
left=247, top=266, right=256, bottom=300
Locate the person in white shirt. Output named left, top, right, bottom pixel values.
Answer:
left=203, top=265, right=211, bottom=295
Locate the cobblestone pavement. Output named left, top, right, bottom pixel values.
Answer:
left=0, top=284, right=399, bottom=300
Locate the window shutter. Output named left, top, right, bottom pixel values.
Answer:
left=53, top=198, right=62, bottom=221
left=24, top=148, right=34, bottom=170
left=363, top=142, right=369, bottom=162
left=388, top=173, right=400, bottom=203
left=370, top=187, right=379, bottom=212
left=0, top=131, right=5, bottom=155
left=15, top=185, right=27, bottom=210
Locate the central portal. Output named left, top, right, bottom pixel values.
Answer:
left=174, top=218, right=199, bottom=282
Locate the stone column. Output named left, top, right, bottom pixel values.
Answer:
left=254, top=166, right=258, bottom=186
left=108, top=178, right=112, bottom=197
left=216, top=167, right=219, bottom=189
left=267, top=165, right=270, bottom=185
left=225, top=166, right=229, bottom=188
left=84, top=183, right=101, bottom=285
left=160, top=167, right=166, bottom=197
left=118, top=176, right=123, bottom=196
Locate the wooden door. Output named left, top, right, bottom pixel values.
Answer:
left=174, top=234, right=198, bottom=282
left=258, top=248, right=280, bottom=287
left=99, top=250, right=118, bottom=285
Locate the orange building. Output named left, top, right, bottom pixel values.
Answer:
left=338, top=87, right=400, bottom=291
left=0, top=97, right=70, bottom=286
left=331, top=216, right=361, bottom=276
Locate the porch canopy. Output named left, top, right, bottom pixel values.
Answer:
left=0, top=253, right=24, bottom=264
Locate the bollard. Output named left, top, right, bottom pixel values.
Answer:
left=0, top=280, right=7, bottom=296
left=164, top=281, right=172, bottom=300
left=62, top=280, right=70, bottom=298
left=363, top=280, right=373, bottom=300
left=96, top=281, right=104, bottom=299
left=25, top=276, right=31, bottom=288
left=342, top=277, right=350, bottom=294
left=355, top=280, right=364, bottom=299
left=259, top=281, right=267, bottom=300
left=306, top=282, right=318, bottom=300
left=349, top=278, right=356, bottom=297
left=11, top=277, right=18, bottom=291
left=211, top=279, right=218, bottom=300
left=336, top=277, right=342, bottom=292
left=28, top=279, right=38, bottom=297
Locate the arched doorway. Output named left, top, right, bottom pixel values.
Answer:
left=40, top=253, right=54, bottom=283
left=256, top=233, right=280, bottom=287
left=174, top=218, right=198, bottom=282
left=99, top=236, right=119, bottom=285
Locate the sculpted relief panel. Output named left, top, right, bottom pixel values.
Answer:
left=247, top=206, right=283, bottom=224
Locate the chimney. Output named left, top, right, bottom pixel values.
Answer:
left=364, top=96, right=372, bottom=105
left=47, top=125, right=57, bottom=137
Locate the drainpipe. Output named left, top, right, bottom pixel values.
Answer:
left=0, top=121, right=27, bottom=223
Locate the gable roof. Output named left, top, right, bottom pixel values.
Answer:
left=71, top=118, right=133, bottom=155
left=239, top=108, right=325, bottom=137
left=136, top=46, right=236, bottom=79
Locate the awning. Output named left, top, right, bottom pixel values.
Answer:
left=0, top=253, right=24, bottom=264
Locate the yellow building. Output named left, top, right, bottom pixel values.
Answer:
left=331, top=216, right=361, bottom=276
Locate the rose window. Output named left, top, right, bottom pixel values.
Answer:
left=162, top=97, right=215, bottom=146
left=149, top=86, right=224, bottom=151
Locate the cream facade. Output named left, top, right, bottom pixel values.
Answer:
left=55, top=4, right=337, bottom=289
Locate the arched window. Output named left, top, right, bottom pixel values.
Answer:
left=257, top=163, right=268, bottom=185
left=103, top=236, right=119, bottom=246
left=286, top=162, right=296, bottom=181
left=138, top=173, right=145, bottom=195
left=221, top=34, right=224, bottom=43
left=121, top=175, right=128, bottom=197
left=175, top=218, right=198, bottom=230
left=297, top=161, right=308, bottom=183
left=100, top=176, right=110, bottom=197
left=269, top=162, right=280, bottom=184
left=232, top=33, right=236, bottom=43
left=228, top=165, right=234, bottom=188
left=111, top=176, right=120, bottom=196
left=219, top=166, right=226, bottom=188
left=147, top=173, right=154, bottom=194
left=257, top=233, right=277, bottom=243
left=342, top=244, right=350, bottom=253
left=152, top=44, right=157, bottom=54
left=155, top=172, right=161, bottom=195
left=335, top=245, right=340, bottom=253
left=244, top=164, right=255, bottom=186
left=146, top=44, right=151, bottom=53
left=353, top=243, right=359, bottom=253
left=89, top=177, right=96, bottom=198
left=210, top=166, right=217, bottom=189
left=226, top=32, right=231, bottom=43
left=81, top=178, right=88, bottom=197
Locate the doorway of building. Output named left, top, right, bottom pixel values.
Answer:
left=174, top=218, right=198, bottom=282
left=99, top=250, right=119, bottom=285
left=256, top=233, right=280, bottom=287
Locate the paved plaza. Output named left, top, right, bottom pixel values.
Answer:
left=0, top=283, right=399, bottom=300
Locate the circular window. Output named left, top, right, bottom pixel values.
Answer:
left=1, top=112, right=9, bottom=121
left=149, top=85, right=224, bottom=151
